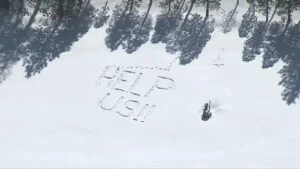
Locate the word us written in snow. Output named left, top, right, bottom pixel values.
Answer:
left=96, top=65, right=174, bottom=122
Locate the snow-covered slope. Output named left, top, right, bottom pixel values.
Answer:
left=0, top=1, right=300, bottom=168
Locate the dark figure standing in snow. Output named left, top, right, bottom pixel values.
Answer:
left=202, top=101, right=212, bottom=121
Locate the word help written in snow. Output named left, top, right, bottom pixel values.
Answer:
left=96, top=66, right=174, bottom=122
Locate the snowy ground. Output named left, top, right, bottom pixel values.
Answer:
left=0, top=0, right=300, bottom=168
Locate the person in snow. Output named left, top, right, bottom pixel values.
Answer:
left=202, top=101, right=212, bottom=121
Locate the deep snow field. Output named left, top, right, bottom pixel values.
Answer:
left=0, top=0, right=300, bottom=168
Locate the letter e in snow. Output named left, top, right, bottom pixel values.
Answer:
left=97, top=66, right=120, bottom=88
left=112, top=70, right=136, bottom=92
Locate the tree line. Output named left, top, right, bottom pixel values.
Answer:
left=0, top=0, right=300, bottom=105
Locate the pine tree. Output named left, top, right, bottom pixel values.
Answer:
left=242, top=22, right=265, bottom=62
left=105, top=0, right=152, bottom=53
left=151, top=0, right=184, bottom=44
left=94, top=0, right=110, bottom=29
left=221, top=0, right=239, bottom=33
left=239, top=4, right=257, bottom=38
left=0, top=0, right=29, bottom=83
left=126, top=0, right=153, bottom=53
left=0, top=0, right=9, bottom=10
left=105, top=0, right=140, bottom=51
left=23, top=0, right=97, bottom=77
left=165, top=0, right=219, bottom=64
left=278, top=22, right=300, bottom=104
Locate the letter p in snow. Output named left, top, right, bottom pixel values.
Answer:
left=145, top=76, right=174, bottom=97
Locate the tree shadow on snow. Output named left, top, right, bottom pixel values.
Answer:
left=105, top=0, right=153, bottom=54
left=0, top=0, right=97, bottom=83
left=241, top=19, right=300, bottom=105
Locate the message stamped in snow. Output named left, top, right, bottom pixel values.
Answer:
left=96, top=65, right=174, bottom=122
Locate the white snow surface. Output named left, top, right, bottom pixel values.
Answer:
left=0, top=0, right=300, bottom=168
